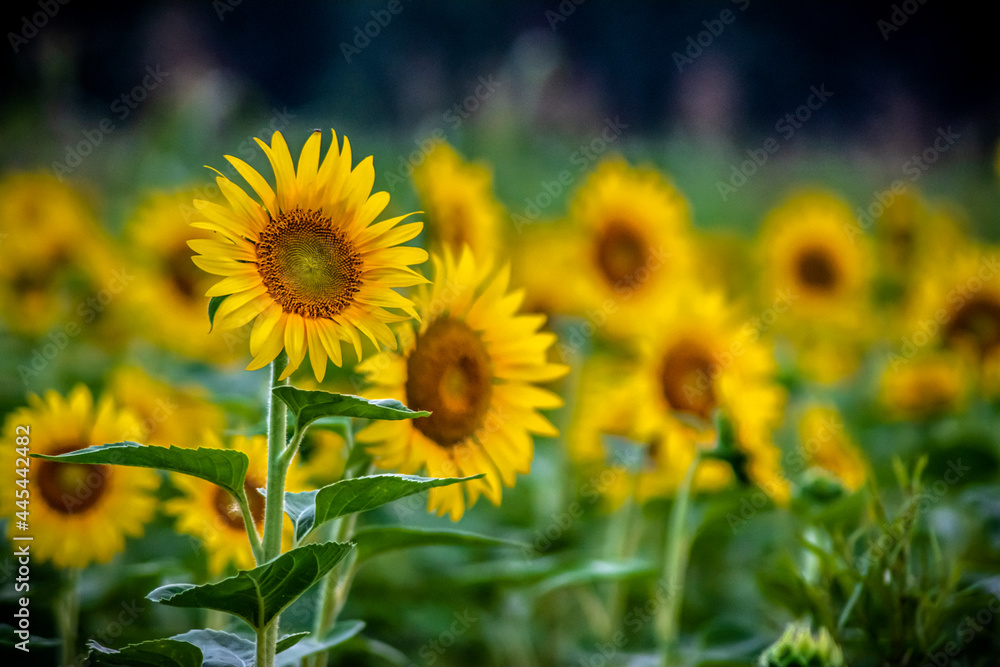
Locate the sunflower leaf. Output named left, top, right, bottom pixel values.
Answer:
left=272, top=386, right=430, bottom=430
left=207, top=294, right=227, bottom=331
left=31, top=442, right=249, bottom=500
left=147, top=541, right=354, bottom=630
left=86, top=637, right=203, bottom=667
left=284, top=474, right=484, bottom=542
left=353, top=525, right=527, bottom=564
left=532, top=559, right=656, bottom=597
left=166, top=629, right=255, bottom=667
left=276, top=621, right=365, bottom=666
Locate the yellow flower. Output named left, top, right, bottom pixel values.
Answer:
left=107, top=366, right=226, bottom=448
left=299, top=428, right=347, bottom=488
left=165, top=433, right=307, bottom=575
left=358, top=247, right=569, bottom=520
left=878, top=353, right=968, bottom=420
left=189, top=130, right=428, bottom=381
left=0, top=385, right=159, bottom=568
left=509, top=221, right=583, bottom=318
left=797, top=406, right=867, bottom=492
left=562, top=156, right=695, bottom=339
left=411, top=142, right=503, bottom=257
left=0, top=172, right=120, bottom=335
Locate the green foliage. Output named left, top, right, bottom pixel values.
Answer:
left=352, top=525, right=527, bottom=564
left=272, top=386, right=430, bottom=431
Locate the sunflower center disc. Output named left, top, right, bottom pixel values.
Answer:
left=595, top=222, right=647, bottom=286
left=213, top=478, right=265, bottom=530
left=796, top=247, right=839, bottom=292
left=405, top=318, right=493, bottom=447
left=660, top=339, right=717, bottom=421
left=37, top=448, right=109, bottom=515
left=945, top=295, right=1000, bottom=357
left=256, top=207, right=362, bottom=318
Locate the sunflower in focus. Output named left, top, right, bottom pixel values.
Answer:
left=0, top=172, right=119, bottom=335
left=108, top=366, right=225, bottom=448
left=562, top=156, right=695, bottom=339
left=0, top=385, right=159, bottom=568
left=189, top=130, right=428, bottom=381
left=796, top=405, right=867, bottom=492
left=412, top=142, right=503, bottom=257
left=358, top=247, right=569, bottom=520
left=165, top=433, right=308, bottom=574
left=757, top=189, right=873, bottom=382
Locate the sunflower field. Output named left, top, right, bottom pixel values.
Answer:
left=2, top=3, right=1000, bottom=667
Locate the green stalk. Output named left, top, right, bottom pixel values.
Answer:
left=258, top=352, right=289, bottom=667
left=56, top=567, right=80, bottom=666
left=656, top=450, right=701, bottom=667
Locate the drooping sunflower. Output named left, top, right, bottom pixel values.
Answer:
left=165, top=433, right=308, bottom=575
left=562, top=156, right=695, bottom=339
left=358, top=247, right=569, bottom=520
left=189, top=130, right=428, bottom=381
left=411, top=142, right=503, bottom=257
left=108, top=366, right=226, bottom=448
left=0, top=385, right=159, bottom=569
left=796, top=405, right=867, bottom=492
left=0, top=172, right=120, bottom=336
left=124, top=190, right=246, bottom=363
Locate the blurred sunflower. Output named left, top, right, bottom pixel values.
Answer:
left=411, top=142, right=503, bottom=257
left=189, top=129, right=428, bottom=381
left=582, top=282, right=788, bottom=504
left=509, top=221, right=582, bottom=319
left=0, top=172, right=120, bottom=336
left=299, top=427, right=348, bottom=488
left=757, top=189, right=873, bottom=382
left=878, top=352, right=968, bottom=420
left=124, top=190, right=246, bottom=362
left=796, top=405, right=867, bottom=492
left=108, top=366, right=225, bottom=448
left=165, top=433, right=308, bottom=574
left=358, top=247, right=569, bottom=520
left=0, top=385, right=159, bottom=568
left=562, top=156, right=695, bottom=339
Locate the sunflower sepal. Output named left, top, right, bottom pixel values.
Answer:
left=207, top=294, right=228, bottom=332
left=273, top=386, right=430, bottom=431
left=31, top=441, right=250, bottom=500
left=352, top=525, right=528, bottom=565
left=147, top=541, right=355, bottom=630
left=282, top=473, right=485, bottom=543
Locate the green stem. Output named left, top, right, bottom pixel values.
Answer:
left=236, top=488, right=264, bottom=565
left=656, top=451, right=701, bottom=667
left=258, top=352, right=289, bottom=667
left=57, top=567, right=80, bottom=666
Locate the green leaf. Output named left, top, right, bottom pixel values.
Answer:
left=169, top=629, right=254, bottom=667
left=0, top=623, right=60, bottom=647
left=147, top=541, right=354, bottom=629
left=208, top=295, right=227, bottom=331
left=32, top=442, right=249, bottom=499
left=353, top=525, right=527, bottom=564
left=284, top=474, right=484, bottom=542
left=86, top=638, right=203, bottom=667
left=275, top=632, right=310, bottom=654
left=533, top=559, right=656, bottom=597
left=273, top=386, right=430, bottom=430
left=276, top=621, right=365, bottom=666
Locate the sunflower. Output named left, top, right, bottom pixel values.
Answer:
left=0, top=172, right=120, bottom=336
left=411, top=142, right=503, bottom=257
left=358, top=247, right=569, bottom=520
left=878, top=352, right=968, bottom=420
left=108, top=366, right=226, bottom=448
left=0, top=385, right=159, bottom=569
left=124, top=190, right=246, bottom=363
left=165, top=433, right=308, bottom=575
left=562, top=156, right=695, bottom=339
left=796, top=406, right=867, bottom=492
left=299, top=427, right=347, bottom=488
left=189, top=130, right=428, bottom=381
left=577, top=282, right=788, bottom=504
